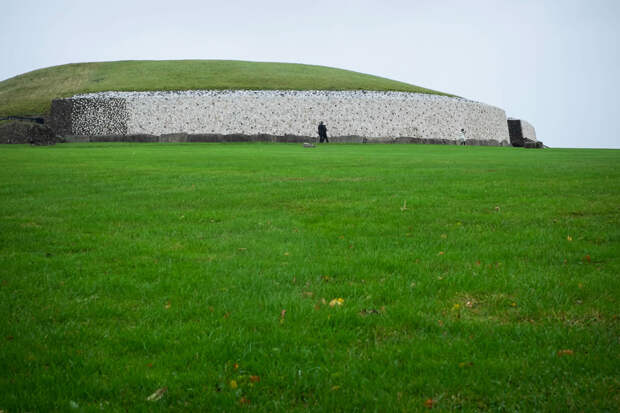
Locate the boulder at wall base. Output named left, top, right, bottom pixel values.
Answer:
left=0, top=121, right=63, bottom=145
left=523, top=138, right=544, bottom=149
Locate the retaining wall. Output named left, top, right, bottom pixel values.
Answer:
left=50, top=90, right=511, bottom=144
left=507, top=118, right=538, bottom=147
left=520, top=119, right=537, bottom=141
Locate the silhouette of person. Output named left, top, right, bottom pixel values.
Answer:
left=318, top=121, right=328, bottom=143
left=459, top=128, right=466, bottom=145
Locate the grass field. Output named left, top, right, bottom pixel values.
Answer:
left=0, top=60, right=450, bottom=117
left=1, top=143, right=618, bottom=411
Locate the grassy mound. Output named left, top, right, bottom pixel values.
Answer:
left=0, top=143, right=618, bottom=411
left=0, top=60, right=450, bottom=117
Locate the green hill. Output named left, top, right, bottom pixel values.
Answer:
left=0, top=60, right=451, bottom=117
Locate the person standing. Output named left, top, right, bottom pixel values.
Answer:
left=318, top=121, right=329, bottom=143
left=458, top=128, right=466, bottom=145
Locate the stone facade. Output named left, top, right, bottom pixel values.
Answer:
left=507, top=118, right=538, bottom=147
left=520, top=119, right=537, bottom=142
left=51, top=90, right=512, bottom=144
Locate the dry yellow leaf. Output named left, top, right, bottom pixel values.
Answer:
left=329, top=298, right=344, bottom=307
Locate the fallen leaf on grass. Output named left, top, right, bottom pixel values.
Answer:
left=331, top=385, right=341, bottom=391
left=329, top=298, right=344, bottom=307
left=424, top=398, right=435, bottom=409
left=557, top=349, right=574, bottom=357
left=280, top=309, right=286, bottom=323
left=438, top=251, right=444, bottom=256
left=584, top=255, right=591, bottom=262
left=164, top=302, right=171, bottom=310
left=250, top=375, right=260, bottom=383
left=147, top=387, right=168, bottom=401
left=567, top=235, right=572, bottom=241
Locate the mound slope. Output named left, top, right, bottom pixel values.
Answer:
left=0, top=60, right=451, bottom=117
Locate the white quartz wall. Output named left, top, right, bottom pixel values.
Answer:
left=69, top=90, right=510, bottom=143
left=520, top=119, right=537, bottom=141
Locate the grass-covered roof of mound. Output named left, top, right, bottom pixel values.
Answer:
left=0, top=60, right=451, bottom=116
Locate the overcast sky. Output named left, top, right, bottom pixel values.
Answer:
left=2, top=0, right=619, bottom=148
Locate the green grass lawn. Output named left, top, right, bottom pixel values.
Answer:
left=0, top=60, right=450, bottom=117
left=1, top=143, right=618, bottom=411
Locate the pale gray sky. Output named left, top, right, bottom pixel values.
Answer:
left=2, top=0, right=619, bottom=148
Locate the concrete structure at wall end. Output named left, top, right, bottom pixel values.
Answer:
left=507, top=117, right=538, bottom=147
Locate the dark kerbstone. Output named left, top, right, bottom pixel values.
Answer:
left=60, top=133, right=509, bottom=146
left=0, top=121, right=62, bottom=145
left=160, top=133, right=189, bottom=142
left=464, top=139, right=503, bottom=146
left=522, top=138, right=543, bottom=149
